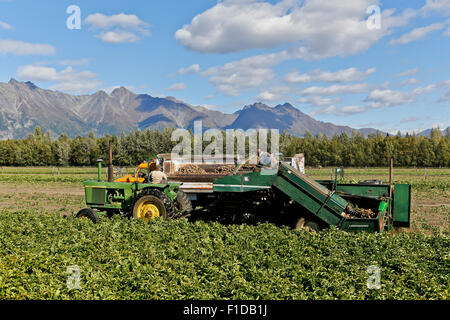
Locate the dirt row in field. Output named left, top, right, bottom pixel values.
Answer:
left=0, top=183, right=85, bottom=214
left=0, top=183, right=84, bottom=196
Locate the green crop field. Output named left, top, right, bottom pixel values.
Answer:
left=0, top=212, right=448, bottom=300
left=0, top=167, right=448, bottom=300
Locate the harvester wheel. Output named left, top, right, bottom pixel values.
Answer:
left=304, top=220, right=321, bottom=233
left=295, top=217, right=321, bottom=232
left=295, top=217, right=307, bottom=230
left=176, top=190, right=193, bottom=216
left=76, top=208, right=100, bottom=224
left=132, top=189, right=174, bottom=221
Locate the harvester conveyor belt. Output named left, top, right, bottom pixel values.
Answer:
left=273, top=163, right=350, bottom=227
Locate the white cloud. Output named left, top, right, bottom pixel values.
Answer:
left=97, top=30, right=140, bottom=43
left=17, top=65, right=101, bottom=93
left=309, top=105, right=337, bottom=116
left=422, top=0, right=450, bottom=15
left=365, top=85, right=437, bottom=107
left=175, top=0, right=301, bottom=53
left=401, top=116, right=420, bottom=123
left=310, top=105, right=365, bottom=116
left=0, top=21, right=12, bottom=30
left=190, top=0, right=418, bottom=97
left=85, top=13, right=150, bottom=43
left=255, top=91, right=279, bottom=102
left=175, top=0, right=415, bottom=58
left=298, top=83, right=370, bottom=96
left=299, top=96, right=342, bottom=106
left=390, top=21, right=448, bottom=45
left=0, top=39, right=55, bottom=56
left=365, top=89, right=414, bottom=107
left=336, top=105, right=366, bottom=116
left=284, top=67, right=376, bottom=84
left=202, top=50, right=294, bottom=96
left=255, top=86, right=290, bottom=102
left=177, top=64, right=200, bottom=75
left=438, top=79, right=450, bottom=102
left=51, top=81, right=102, bottom=93
left=167, top=82, right=186, bottom=91
left=191, top=0, right=417, bottom=97
left=59, top=58, right=90, bottom=66
left=399, top=78, right=419, bottom=86
left=17, top=65, right=97, bottom=82
left=412, top=84, right=437, bottom=95
left=438, top=91, right=450, bottom=102
left=85, top=13, right=149, bottom=31
left=395, top=68, right=420, bottom=77
left=445, top=27, right=450, bottom=36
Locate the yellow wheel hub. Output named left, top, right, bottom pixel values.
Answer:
left=137, top=201, right=160, bottom=221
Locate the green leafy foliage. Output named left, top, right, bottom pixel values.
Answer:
left=0, top=211, right=448, bottom=300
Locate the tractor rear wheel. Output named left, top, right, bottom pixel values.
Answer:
left=76, top=208, right=100, bottom=224
left=132, top=189, right=174, bottom=221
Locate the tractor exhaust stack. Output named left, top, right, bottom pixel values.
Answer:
left=108, top=140, right=114, bottom=182
left=97, top=159, right=103, bottom=181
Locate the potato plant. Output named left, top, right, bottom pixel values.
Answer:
left=0, top=211, right=448, bottom=300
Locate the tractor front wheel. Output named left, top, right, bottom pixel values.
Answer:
left=76, top=208, right=100, bottom=224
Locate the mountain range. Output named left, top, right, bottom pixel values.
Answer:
left=416, top=127, right=449, bottom=137
left=0, top=79, right=388, bottom=140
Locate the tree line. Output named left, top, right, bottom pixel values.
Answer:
left=0, top=127, right=448, bottom=167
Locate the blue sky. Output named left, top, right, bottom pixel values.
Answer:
left=0, top=0, right=449, bottom=133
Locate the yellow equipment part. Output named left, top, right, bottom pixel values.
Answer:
left=114, top=161, right=157, bottom=183
left=114, top=175, right=145, bottom=183
left=136, top=201, right=160, bottom=221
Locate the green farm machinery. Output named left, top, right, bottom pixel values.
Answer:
left=209, top=163, right=410, bottom=233
left=77, top=157, right=411, bottom=233
left=76, top=159, right=193, bottom=223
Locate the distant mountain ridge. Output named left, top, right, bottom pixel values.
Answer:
left=0, top=79, right=383, bottom=139
left=417, top=127, right=450, bottom=137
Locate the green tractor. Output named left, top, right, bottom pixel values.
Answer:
left=76, top=160, right=192, bottom=223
